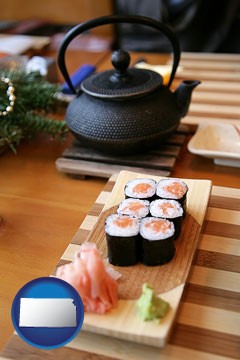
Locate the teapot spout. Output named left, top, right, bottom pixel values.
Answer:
left=175, top=80, right=201, bottom=118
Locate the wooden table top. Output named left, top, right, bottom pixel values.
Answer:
left=0, top=49, right=239, bottom=358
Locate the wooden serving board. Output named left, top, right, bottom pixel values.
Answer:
left=57, top=170, right=212, bottom=348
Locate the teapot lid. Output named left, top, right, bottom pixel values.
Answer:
left=81, top=49, right=163, bottom=99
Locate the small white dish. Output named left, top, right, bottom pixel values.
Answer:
left=188, top=123, right=240, bottom=167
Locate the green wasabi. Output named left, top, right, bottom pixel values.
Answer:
left=136, top=283, right=170, bottom=322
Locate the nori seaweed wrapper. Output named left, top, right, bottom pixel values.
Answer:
left=106, top=233, right=140, bottom=266
left=170, top=215, right=183, bottom=239
left=141, top=236, right=175, bottom=266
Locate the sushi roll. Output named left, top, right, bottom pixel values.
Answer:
left=117, top=198, right=150, bottom=218
left=105, top=214, right=140, bottom=266
left=124, top=178, right=156, bottom=201
left=140, top=217, right=175, bottom=266
left=150, top=199, right=183, bottom=239
left=156, top=178, right=188, bottom=214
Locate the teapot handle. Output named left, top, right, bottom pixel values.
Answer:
left=58, top=15, right=180, bottom=94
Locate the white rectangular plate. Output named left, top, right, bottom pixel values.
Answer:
left=188, top=123, right=240, bottom=167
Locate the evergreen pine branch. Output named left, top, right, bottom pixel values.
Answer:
left=17, top=112, right=69, bottom=139
left=0, top=119, right=23, bottom=153
left=1, top=70, right=62, bottom=111
left=0, top=69, right=69, bottom=153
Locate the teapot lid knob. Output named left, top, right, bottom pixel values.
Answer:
left=111, top=50, right=130, bottom=81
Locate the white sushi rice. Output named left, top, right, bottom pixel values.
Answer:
left=156, top=178, right=188, bottom=200
left=124, top=178, right=156, bottom=199
left=140, top=217, right=175, bottom=241
left=105, top=214, right=140, bottom=237
left=150, top=199, right=183, bottom=218
left=117, top=198, right=150, bottom=218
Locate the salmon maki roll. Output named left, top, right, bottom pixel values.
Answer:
left=140, top=217, right=175, bottom=266
left=105, top=214, right=140, bottom=266
left=124, top=178, right=156, bottom=201
left=150, top=199, right=183, bottom=239
left=117, top=198, right=150, bottom=218
left=156, top=178, right=188, bottom=214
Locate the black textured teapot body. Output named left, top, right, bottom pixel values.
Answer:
left=66, top=85, right=180, bottom=154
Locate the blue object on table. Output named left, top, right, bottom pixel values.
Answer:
left=61, top=64, right=96, bottom=94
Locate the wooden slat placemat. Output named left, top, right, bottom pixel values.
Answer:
left=56, top=125, right=189, bottom=178
left=2, top=173, right=240, bottom=360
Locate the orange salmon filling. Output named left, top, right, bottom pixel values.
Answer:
left=163, top=181, right=186, bottom=198
left=114, top=217, right=134, bottom=228
left=145, top=219, right=170, bottom=233
left=123, top=202, right=145, bottom=212
left=159, top=202, right=174, bottom=215
left=133, top=183, right=153, bottom=194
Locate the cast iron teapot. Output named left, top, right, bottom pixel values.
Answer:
left=58, top=15, right=200, bottom=154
